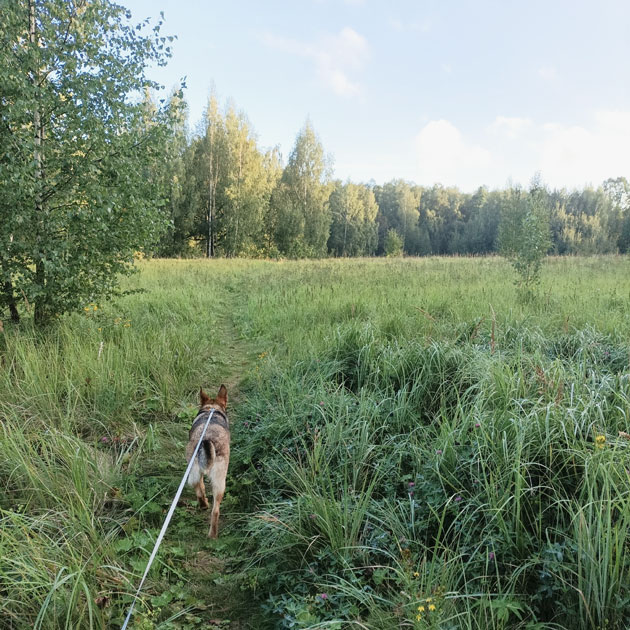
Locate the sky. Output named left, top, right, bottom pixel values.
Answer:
left=125, top=0, right=630, bottom=192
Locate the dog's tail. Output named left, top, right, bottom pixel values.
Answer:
left=187, top=440, right=216, bottom=487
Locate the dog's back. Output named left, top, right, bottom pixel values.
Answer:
left=186, top=385, right=230, bottom=538
left=186, top=409, right=230, bottom=484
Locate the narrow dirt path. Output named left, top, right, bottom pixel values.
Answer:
left=158, top=301, right=266, bottom=629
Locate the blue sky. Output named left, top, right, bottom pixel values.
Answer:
left=125, top=0, right=630, bottom=191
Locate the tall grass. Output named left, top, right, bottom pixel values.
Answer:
left=1, top=255, right=630, bottom=628
left=0, top=260, right=243, bottom=628
left=233, top=256, right=630, bottom=628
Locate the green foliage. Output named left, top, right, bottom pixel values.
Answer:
left=109, top=82, right=630, bottom=263
left=374, top=180, right=424, bottom=254
left=604, top=177, right=630, bottom=253
left=0, top=0, right=175, bottom=324
left=328, top=181, right=378, bottom=256
left=180, top=93, right=282, bottom=258
left=141, top=87, right=630, bottom=261
left=499, top=181, right=552, bottom=292
left=384, top=228, right=404, bottom=256
left=271, top=120, right=332, bottom=257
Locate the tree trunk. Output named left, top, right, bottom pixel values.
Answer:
left=207, top=198, right=215, bottom=258
left=207, top=121, right=215, bottom=258
left=3, top=280, right=20, bottom=323
left=30, top=0, right=47, bottom=325
left=209, top=191, right=215, bottom=257
left=342, top=197, right=348, bottom=256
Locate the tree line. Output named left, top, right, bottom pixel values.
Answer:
left=155, top=92, right=630, bottom=259
left=1, top=1, right=629, bottom=326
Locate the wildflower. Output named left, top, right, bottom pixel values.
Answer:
left=100, top=437, right=109, bottom=443
left=84, top=307, right=90, bottom=312
left=436, top=449, right=443, bottom=455
left=97, top=327, right=102, bottom=332
left=124, top=323, right=131, bottom=328
left=489, top=551, right=495, bottom=560
left=475, top=423, right=480, bottom=428
left=417, top=605, right=425, bottom=612
left=320, top=593, right=328, bottom=600
left=428, top=604, right=436, bottom=611
left=413, top=571, right=419, bottom=578
left=319, top=401, right=325, bottom=406
left=595, top=434, right=606, bottom=449
left=408, top=482, right=415, bottom=488
left=416, top=614, right=422, bottom=621
left=454, top=495, right=462, bottom=503
left=425, top=598, right=432, bottom=603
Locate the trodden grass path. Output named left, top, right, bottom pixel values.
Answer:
left=75, top=259, right=279, bottom=629
left=131, top=299, right=267, bottom=628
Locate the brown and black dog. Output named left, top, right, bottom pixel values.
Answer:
left=186, top=385, right=230, bottom=538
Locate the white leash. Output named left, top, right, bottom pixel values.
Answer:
left=121, top=410, right=214, bottom=630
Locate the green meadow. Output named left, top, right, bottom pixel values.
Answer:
left=2, top=256, right=630, bottom=629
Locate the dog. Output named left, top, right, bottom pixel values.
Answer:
left=186, top=385, right=230, bottom=538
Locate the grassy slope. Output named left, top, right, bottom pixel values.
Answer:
left=1, top=256, right=630, bottom=629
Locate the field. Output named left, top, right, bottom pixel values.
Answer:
left=2, top=255, right=630, bottom=629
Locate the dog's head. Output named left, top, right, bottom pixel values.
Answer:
left=199, top=384, right=228, bottom=413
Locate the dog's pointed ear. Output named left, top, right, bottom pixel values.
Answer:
left=217, top=384, right=228, bottom=409
left=200, top=387, right=211, bottom=407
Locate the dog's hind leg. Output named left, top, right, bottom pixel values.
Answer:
left=195, top=478, right=209, bottom=509
left=208, top=457, right=228, bottom=538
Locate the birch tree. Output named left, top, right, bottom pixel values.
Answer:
left=0, top=0, right=175, bottom=324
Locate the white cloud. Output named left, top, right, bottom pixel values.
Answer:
left=538, top=111, right=630, bottom=187
left=262, top=27, right=368, bottom=97
left=414, top=112, right=630, bottom=191
left=415, top=120, right=492, bottom=189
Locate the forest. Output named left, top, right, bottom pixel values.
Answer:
left=154, top=91, right=630, bottom=259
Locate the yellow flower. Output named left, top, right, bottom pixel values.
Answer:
left=416, top=614, right=422, bottom=621
left=428, top=604, right=436, bottom=611
left=413, top=571, right=419, bottom=578
left=595, top=434, right=606, bottom=449
left=97, top=327, right=102, bottom=332
left=124, top=323, right=131, bottom=328
left=417, top=605, right=425, bottom=612
left=84, top=307, right=90, bottom=312
left=425, top=597, right=432, bottom=603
